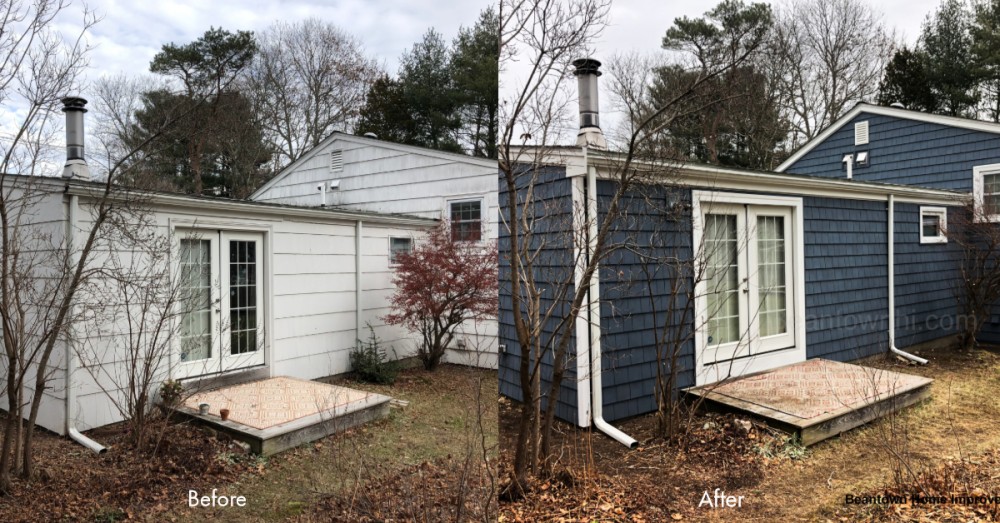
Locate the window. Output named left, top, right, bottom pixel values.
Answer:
left=919, top=207, right=947, bottom=244
left=449, top=200, right=482, bottom=242
left=973, top=164, right=1000, bottom=221
left=389, top=237, right=413, bottom=264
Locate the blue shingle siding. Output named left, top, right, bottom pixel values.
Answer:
left=596, top=180, right=695, bottom=422
left=802, top=197, right=889, bottom=361
left=497, top=164, right=580, bottom=424
left=893, top=204, right=962, bottom=347
left=787, top=112, right=1000, bottom=191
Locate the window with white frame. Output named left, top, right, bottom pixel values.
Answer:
left=389, top=237, right=413, bottom=264
left=919, top=207, right=947, bottom=244
left=449, top=199, right=482, bottom=242
left=974, top=164, right=1000, bottom=221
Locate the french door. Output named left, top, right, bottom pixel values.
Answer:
left=701, top=204, right=795, bottom=366
left=176, top=230, right=265, bottom=379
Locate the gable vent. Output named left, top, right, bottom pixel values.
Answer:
left=329, top=150, right=343, bottom=173
left=854, top=121, right=869, bottom=146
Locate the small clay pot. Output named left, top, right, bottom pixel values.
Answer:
left=220, top=408, right=230, bottom=421
left=198, top=403, right=210, bottom=415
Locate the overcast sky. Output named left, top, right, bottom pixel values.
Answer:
left=504, top=0, right=945, bottom=143
left=60, top=0, right=492, bottom=84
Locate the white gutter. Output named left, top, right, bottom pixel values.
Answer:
left=887, top=194, right=928, bottom=365
left=585, top=163, right=638, bottom=449
left=65, top=193, right=107, bottom=454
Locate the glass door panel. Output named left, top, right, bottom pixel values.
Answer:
left=702, top=205, right=748, bottom=364
left=221, top=232, right=265, bottom=372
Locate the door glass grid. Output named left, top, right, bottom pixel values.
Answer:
left=180, top=239, right=211, bottom=362
left=705, top=214, right=739, bottom=345
left=756, top=216, right=787, bottom=337
left=229, top=240, right=258, bottom=355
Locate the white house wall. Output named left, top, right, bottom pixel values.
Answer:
left=62, top=195, right=431, bottom=433
left=253, top=136, right=499, bottom=368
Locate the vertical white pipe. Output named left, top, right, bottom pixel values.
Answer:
left=65, top=192, right=107, bottom=453
left=586, top=165, right=638, bottom=448
left=887, top=194, right=928, bottom=364
left=356, top=220, right=363, bottom=341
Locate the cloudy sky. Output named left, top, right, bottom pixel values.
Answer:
left=503, top=0, right=945, bottom=142
left=58, top=0, right=493, bottom=83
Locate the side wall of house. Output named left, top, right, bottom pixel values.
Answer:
left=785, top=113, right=1000, bottom=191
left=253, top=137, right=500, bottom=366
left=590, top=191, right=958, bottom=423
left=497, top=165, right=580, bottom=424
left=0, top=184, right=70, bottom=435
left=69, top=200, right=428, bottom=432
left=893, top=203, right=962, bottom=347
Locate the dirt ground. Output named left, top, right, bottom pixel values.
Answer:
left=499, top=344, right=1000, bottom=522
left=0, top=364, right=497, bottom=522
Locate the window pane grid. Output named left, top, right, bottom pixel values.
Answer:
left=756, top=216, right=787, bottom=338
left=450, top=201, right=482, bottom=242
left=180, top=239, right=212, bottom=362
left=705, top=214, right=739, bottom=345
left=229, top=241, right=258, bottom=355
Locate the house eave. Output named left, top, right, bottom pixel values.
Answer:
left=512, top=145, right=967, bottom=206
left=64, top=183, right=438, bottom=227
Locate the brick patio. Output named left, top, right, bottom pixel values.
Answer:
left=686, top=359, right=933, bottom=445
left=175, top=376, right=391, bottom=455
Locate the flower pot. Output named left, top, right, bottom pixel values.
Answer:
left=199, top=403, right=210, bottom=415
left=220, top=408, right=230, bottom=421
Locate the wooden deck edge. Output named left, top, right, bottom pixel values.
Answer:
left=800, top=382, right=933, bottom=446
left=170, top=398, right=392, bottom=456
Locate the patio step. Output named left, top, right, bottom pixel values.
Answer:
left=172, top=376, right=392, bottom=456
left=685, top=358, right=933, bottom=446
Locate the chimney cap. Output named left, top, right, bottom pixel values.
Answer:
left=572, top=58, right=602, bottom=77
left=61, top=95, right=88, bottom=112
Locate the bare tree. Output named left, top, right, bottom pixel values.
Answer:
left=499, top=0, right=773, bottom=493
left=245, top=18, right=382, bottom=169
left=0, top=1, right=212, bottom=491
left=74, top=218, right=187, bottom=448
left=947, top=203, right=999, bottom=351
left=770, top=0, right=895, bottom=146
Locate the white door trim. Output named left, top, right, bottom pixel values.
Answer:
left=169, top=219, right=274, bottom=381
left=692, top=190, right=807, bottom=386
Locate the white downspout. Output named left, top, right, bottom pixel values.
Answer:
left=586, top=164, right=638, bottom=449
left=887, top=194, right=928, bottom=365
left=65, top=192, right=107, bottom=454
left=356, top=220, right=363, bottom=341
left=844, top=154, right=854, bottom=180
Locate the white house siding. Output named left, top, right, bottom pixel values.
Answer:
left=251, top=134, right=499, bottom=368
left=53, top=189, right=432, bottom=434
left=0, top=181, right=74, bottom=436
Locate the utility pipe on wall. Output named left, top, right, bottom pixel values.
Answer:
left=585, top=164, right=638, bottom=449
left=65, top=192, right=107, bottom=454
left=887, top=194, right=928, bottom=365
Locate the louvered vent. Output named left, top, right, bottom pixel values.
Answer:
left=854, top=121, right=869, bottom=145
left=329, top=150, right=343, bottom=173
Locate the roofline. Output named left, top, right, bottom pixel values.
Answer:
left=64, top=183, right=438, bottom=227
left=511, top=146, right=966, bottom=205
left=776, top=102, right=1000, bottom=172
left=250, top=132, right=497, bottom=199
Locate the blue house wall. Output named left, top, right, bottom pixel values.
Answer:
left=786, top=112, right=1000, bottom=191
left=497, top=164, right=581, bottom=425
left=498, top=162, right=963, bottom=425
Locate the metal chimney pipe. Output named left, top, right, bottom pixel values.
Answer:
left=572, top=58, right=607, bottom=149
left=61, top=96, right=90, bottom=180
